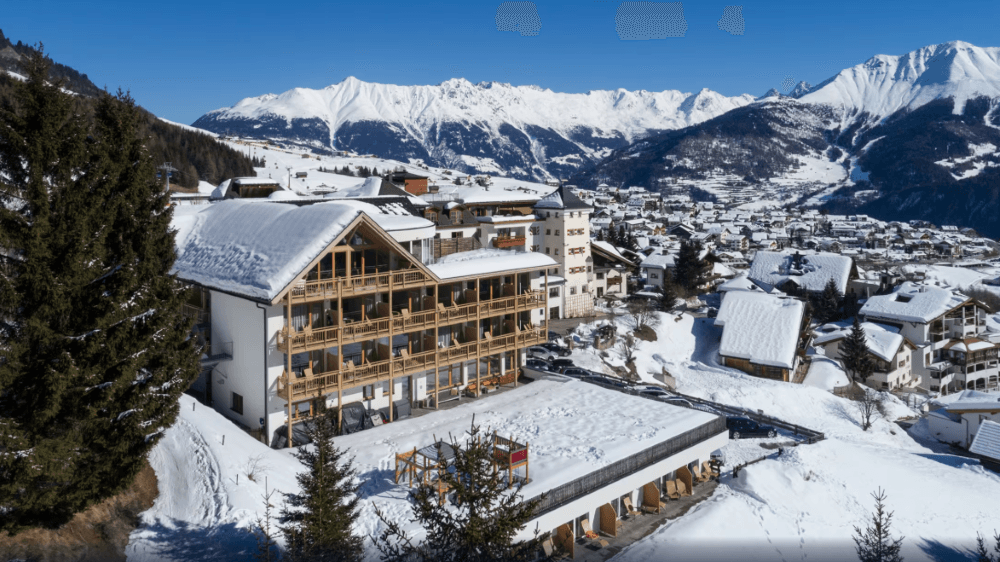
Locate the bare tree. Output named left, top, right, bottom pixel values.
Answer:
left=857, top=388, right=884, bottom=431
left=618, top=334, right=639, bottom=365
left=627, top=299, right=660, bottom=333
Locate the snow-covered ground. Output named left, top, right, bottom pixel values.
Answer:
left=128, top=312, right=1000, bottom=561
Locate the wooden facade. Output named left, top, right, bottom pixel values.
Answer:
left=269, top=215, right=550, bottom=446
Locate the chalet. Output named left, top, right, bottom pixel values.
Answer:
left=388, top=169, right=429, bottom=196
left=639, top=253, right=676, bottom=290
left=747, top=251, right=856, bottom=296
left=927, top=390, right=1000, bottom=448
left=860, top=283, right=995, bottom=393
left=812, top=322, right=918, bottom=390
left=591, top=240, right=636, bottom=299
left=218, top=177, right=285, bottom=199
left=715, top=291, right=806, bottom=382
left=172, top=200, right=554, bottom=447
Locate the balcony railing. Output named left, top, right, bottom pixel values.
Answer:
left=277, top=292, right=546, bottom=354
left=492, top=235, right=526, bottom=248
left=278, top=328, right=546, bottom=401
left=290, top=270, right=429, bottom=303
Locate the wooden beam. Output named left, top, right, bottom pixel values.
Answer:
left=388, top=273, right=394, bottom=422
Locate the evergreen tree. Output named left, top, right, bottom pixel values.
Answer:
left=281, top=403, right=363, bottom=562
left=853, top=488, right=904, bottom=562
left=607, top=225, right=619, bottom=247
left=596, top=228, right=605, bottom=242
left=674, top=239, right=710, bottom=292
left=373, top=419, right=547, bottom=562
left=0, top=50, right=200, bottom=532
left=660, top=270, right=679, bottom=310
left=813, top=278, right=843, bottom=323
left=839, top=317, right=873, bottom=384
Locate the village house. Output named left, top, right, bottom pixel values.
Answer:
left=812, top=322, right=918, bottom=390
left=715, top=291, right=807, bottom=382
left=927, top=390, right=1000, bottom=448
left=747, top=251, right=857, bottom=297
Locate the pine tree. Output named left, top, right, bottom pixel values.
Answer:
left=596, top=228, right=605, bottom=242
left=661, top=270, right=680, bottom=310
left=373, top=418, right=547, bottom=562
left=281, top=403, right=363, bottom=562
left=853, top=488, right=904, bottom=562
left=674, top=239, right=709, bottom=292
left=0, top=50, right=200, bottom=532
left=839, top=317, right=873, bottom=384
left=814, top=278, right=843, bottom=323
left=975, top=533, right=993, bottom=562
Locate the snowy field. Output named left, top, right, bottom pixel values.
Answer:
left=127, top=312, right=1000, bottom=561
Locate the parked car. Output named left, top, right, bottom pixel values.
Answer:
left=548, top=331, right=563, bottom=342
left=559, top=367, right=591, bottom=378
left=527, top=346, right=562, bottom=361
left=549, top=358, right=575, bottom=370
left=663, top=396, right=694, bottom=408
left=522, top=358, right=557, bottom=379
left=640, top=389, right=670, bottom=399
left=726, top=417, right=777, bottom=439
left=539, top=342, right=571, bottom=357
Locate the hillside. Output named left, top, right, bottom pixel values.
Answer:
left=191, top=77, right=757, bottom=181
left=575, top=41, right=1000, bottom=237
left=0, top=30, right=254, bottom=189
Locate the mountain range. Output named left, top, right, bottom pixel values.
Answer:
left=192, top=78, right=757, bottom=181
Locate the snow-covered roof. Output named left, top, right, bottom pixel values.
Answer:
left=860, top=282, right=968, bottom=324
left=332, top=378, right=719, bottom=503
left=533, top=184, right=591, bottom=211
left=427, top=249, right=555, bottom=280
left=171, top=200, right=431, bottom=302
left=812, top=322, right=906, bottom=362
left=970, top=420, right=1000, bottom=461
left=944, top=338, right=995, bottom=353
left=939, top=389, right=1000, bottom=412
left=640, top=253, right=676, bottom=270
left=477, top=214, right=539, bottom=224
left=717, top=274, right=763, bottom=293
left=715, top=291, right=805, bottom=369
left=748, top=251, right=854, bottom=294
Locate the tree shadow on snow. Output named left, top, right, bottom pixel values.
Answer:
left=917, top=538, right=978, bottom=562
left=357, top=467, right=402, bottom=498
left=132, top=519, right=258, bottom=562
left=689, top=317, right=723, bottom=366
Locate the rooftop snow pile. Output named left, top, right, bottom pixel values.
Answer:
left=748, top=251, right=853, bottom=293
left=427, top=249, right=556, bottom=280
left=715, top=291, right=804, bottom=369
left=640, top=253, right=676, bottom=270
left=334, top=378, right=719, bottom=503
left=860, top=282, right=968, bottom=323
left=813, top=321, right=904, bottom=362
left=171, top=200, right=429, bottom=301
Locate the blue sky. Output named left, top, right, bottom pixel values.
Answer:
left=4, top=0, right=999, bottom=124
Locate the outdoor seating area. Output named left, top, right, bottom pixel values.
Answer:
left=394, top=432, right=530, bottom=505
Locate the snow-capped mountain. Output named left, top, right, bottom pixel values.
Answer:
left=192, top=77, right=756, bottom=181
left=575, top=41, right=1000, bottom=237
left=800, top=41, right=1000, bottom=119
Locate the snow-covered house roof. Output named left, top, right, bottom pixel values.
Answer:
left=812, top=322, right=908, bottom=362
left=591, top=240, right=637, bottom=268
left=717, top=274, right=764, bottom=294
left=533, top=184, right=592, bottom=211
left=860, top=282, right=969, bottom=324
left=426, top=249, right=556, bottom=280
left=171, top=200, right=432, bottom=303
left=748, top=251, right=855, bottom=294
left=939, top=390, right=1000, bottom=413
left=715, top=291, right=805, bottom=369
left=640, top=253, right=676, bottom=270
left=970, top=420, right=1000, bottom=463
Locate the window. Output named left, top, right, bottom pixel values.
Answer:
left=597, top=272, right=604, bottom=280
left=425, top=210, right=438, bottom=222
left=556, top=213, right=560, bottom=218
left=651, top=273, right=659, bottom=280
left=474, top=208, right=487, bottom=217
left=451, top=231, right=463, bottom=238
left=549, top=287, right=560, bottom=297
left=554, top=249, right=559, bottom=256
left=530, top=245, right=539, bottom=252
left=555, top=230, right=561, bottom=236
left=587, top=266, right=592, bottom=273
left=546, top=229, right=551, bottom=235
left=231, top=392, right=243, bottom=415
left=550, top=268, right=558, bottom=275
left=546, top=212, right=551, bottom=218
left=363, top=385, right=375, bottom=400
left=570, top=287, right=577, bottom=295
left=530, top=226, right=540, bottom=235
left=546, top=247, right=551, bottom=255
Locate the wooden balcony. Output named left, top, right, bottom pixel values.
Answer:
left=277, top=328, right=547, bottom=401
left=277, top=291, right=546, bottom=354
left=290, top=270, right=430, bottom=304
left=492, top=236, right=526, bottom=248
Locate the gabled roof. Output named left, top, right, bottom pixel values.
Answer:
left=748, top=251, right=854, bottom=294
left=534, top=184, right=592, bottom=211
left=171, top=200, right=431, bottom=303
left=970, top=420, right=1000, bottom=461
left=860, top=282, right=969, bottom=324
left=592, top=240, right=637, bottom=268
left=715, top=291, right=805, bottom=369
